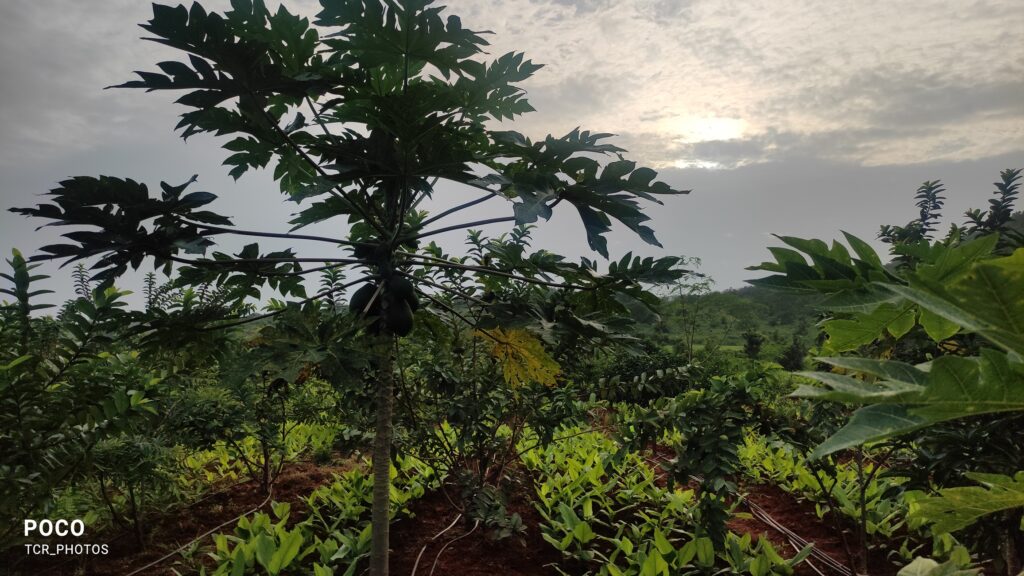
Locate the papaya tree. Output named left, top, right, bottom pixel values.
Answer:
left=10, top=1, right=688, bottom=573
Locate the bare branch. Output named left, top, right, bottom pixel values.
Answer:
left=169, top=255, right=364, bottom=267
left=396, top=270, right=489, bottom=306
left=198, top=276, right=368, bottom=331
left=415, top=192, right=502, bottom=230
left=411, top=216, right=517, bottom=241
left=400, top=252, right=588, bottom=290
left=178, top=218, right=369, bottom=248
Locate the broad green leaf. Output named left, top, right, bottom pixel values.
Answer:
left=677, top=540, right=696, bottom=564
left=888, top=304, right=917, bottom=339
left=896, top=557, right=979, bottom=576
left=653, top=529, right=672, bottom=555
left=919, top=308, right=960, bottom=342
left=841, top=230, right=883, bottom=268
left=887, top=248, right=1024, bottom=354
left=793, top=371, right=921, bottom=404
left=1, top=354, right=32, bottom=372
left=823, top=303, right=916, bottom=352
left=787, top=544, right=813, bottom=567
left=231, top=546, right=246, bottom=576
left=909, top=471, right=1024, bottom=534
left=641, top=548, right=668, bottom=576
left=811, top=404, right=927, bottom=458
left=819, top=285, right=898, bottom=314
left=810, top=351, right=1024, bottom=457
left=817, top=357, right=929, bottom=386
left=253, top=533, right=276, bottom=570
left=914, top=234, right=998, bottom=284
left=268, top=529, right=305, bottom=574
left=694, top=537, right=715, bottom=567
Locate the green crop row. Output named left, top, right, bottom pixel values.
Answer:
left=182, top=453, right=441, bottom=576
left=737, top=431, right=971, bottom=564
left=180, top=423, right=341, bottom=490
left=521, top=428, right=810, bottom=576
left=738, top=432, right=906, bottom=538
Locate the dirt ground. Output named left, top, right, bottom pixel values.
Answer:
left=6, top=451, right=900, bottom=576
left=6, top=460, right=353, bottom=576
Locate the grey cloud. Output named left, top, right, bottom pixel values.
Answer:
left=526, top=72, right=631, bottom=121
left=789, top=64, right=1024, bottom=128
left=642, top=151, right=1024, bottom=289
left=540, top=0, right=615, bottom=15
left=665, top=125, right=942, bottom=168
left=634, top=0, right=696, bottom=21
left=0, top=1, right=176, bottom=166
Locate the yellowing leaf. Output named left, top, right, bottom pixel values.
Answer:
left=475, top=327, right=560, bottom=387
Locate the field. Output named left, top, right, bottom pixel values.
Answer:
left=1, top=1, right=1023, bottom=575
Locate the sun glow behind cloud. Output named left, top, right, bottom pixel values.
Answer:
left=660, top=116, right=748, bottom=144
left=657, top=116, right=748, bottom=169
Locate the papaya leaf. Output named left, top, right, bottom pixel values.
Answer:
left=817, top=356, right=929, bottom=386
left=909, top=471, right=1024, bottom=534
left=809, top=350, right=1024, bottom=458
left=475, top=327, right=560, bottom=387
left=887, top=248, right=1024, bottom=355
left=810, top=404, right=928, bottom=458
left=822, top=302, right=916, bottom=352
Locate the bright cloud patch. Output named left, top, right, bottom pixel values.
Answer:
left=660, top=116, right=747, bottom=144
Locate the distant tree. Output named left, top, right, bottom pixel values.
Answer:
left=741, top=330, right=764, bottom=360
left=663, top=256, right=712, bottom=363
left=777, top=335, right=807, bottom=371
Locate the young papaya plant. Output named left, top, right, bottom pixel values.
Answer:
left=749, top=170, right=1024, bottom=573
left=9, top=2, right=688, bottom=572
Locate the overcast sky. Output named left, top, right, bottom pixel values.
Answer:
left=1, top=0, right=1022, bottom=307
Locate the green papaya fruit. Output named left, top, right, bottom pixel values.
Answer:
left=390, top=277, right=413, bottom=299
left=389, top=276, right=419, bottom=311
left=387, top=299, right=414, bottom=337
left=406, top=290, right=420, bottom=312
left=349, top=283, right=380, bottom=316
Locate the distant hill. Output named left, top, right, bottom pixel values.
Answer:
left=644, top=285, right=821, bottom=360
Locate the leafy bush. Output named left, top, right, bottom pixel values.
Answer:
left=750, top=169, right=1024, bottom=573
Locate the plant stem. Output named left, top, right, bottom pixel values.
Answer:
left=370, top=332, right=396, bottom=576
left=410, top=216, right=517, bottom=241
left=399, top=252, right=589, bottom=290
left=416, top=193, right=501, bottom=229
left=179, top=218, right=368, bottom=248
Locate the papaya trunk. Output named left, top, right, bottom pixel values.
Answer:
left=370, top=333, right=396, bottom=576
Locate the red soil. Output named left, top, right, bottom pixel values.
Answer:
left=643, top=444, right=882, bottom=576
left=389, top=474, right=567, bottom=576
left=6, top=448, right=903, bottom=576
left=7, top=460, right=354, bottom=576
left=738, top=480, right=900, bottom=576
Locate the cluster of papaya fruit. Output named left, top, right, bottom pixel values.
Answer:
left=348, top=277, right=420, bottom=336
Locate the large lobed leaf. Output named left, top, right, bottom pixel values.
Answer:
left=803, top=350, right=1024, bottom=458
left=475, top=327, right=560, bottom=387
left=9, top=176, right=230, bottom=283
left=796, top=251, right=1024, bottom=458
left=908, top=471, right=1024, bottom=534
left=750, top=234, right=1006, bottom=351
